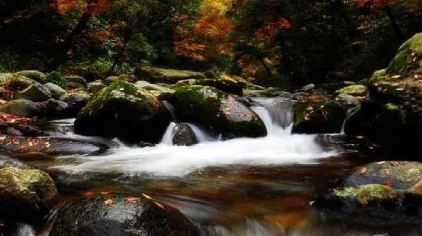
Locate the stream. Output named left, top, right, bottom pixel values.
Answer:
left=10, top=97, right=419, bottom=236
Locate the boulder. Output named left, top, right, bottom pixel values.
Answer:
left=15, top=70, right=46, bottom=83
left=15, top=83, right=51, bottom=102
left=172, top=123, right=198, bottom=146
left=0, top=99, right=42, bottom=117
left=44, top=82, right=66, bottom=98
left=0, top=167, right=57, bottom=224
left=314, top=161, right=422, bottom=226
left=45, top=99, right=70, bottom=118
left=136, top=66, right=206, bottom=84
left=172, top=85, right=266, bottom=139
left=176, top=77, right=244, bottom=95
left=65, top=75, right=87, bottom=86
left=50, top=193, right=198, bottom=236
left=74, top=81, right=171, bottom=143
left=292, top=97, right=346, bottom=134
left=60, top=91, right=91, bottom=117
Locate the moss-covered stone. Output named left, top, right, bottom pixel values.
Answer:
left=15, top=83, right=52, bottom=102
left=172, top=85, right=266, bottom=138
left=0, top=74, right=35, bottom=91
left=336, top=85, right=368, bottom=96
left=134, top=80, right=175, bottom=100
left=15, top=70, right=46, bottom=83
left=0, top=167, right=57, bottom=224
left=74, top=81, right=171, bottom=143
left=333, top=184, right=398, bottom=205
left=292, top=98, right=346, bottom=134
left=388, top=33, right=422, bottom=76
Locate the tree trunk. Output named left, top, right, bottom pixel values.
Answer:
left=384, top=5, right=403, bottom=41
left=46, top=0, right=99, bottom=71
left=107, top=32, right=132, bottom=76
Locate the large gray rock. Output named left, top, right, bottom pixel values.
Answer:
left=44, top=82, right=66, bottom=98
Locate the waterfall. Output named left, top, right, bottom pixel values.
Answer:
left=162, top=101, right=177, bottom=121
left=54, top=97, right=337, bottom=177
left=251, top=97, right=294, bottom=136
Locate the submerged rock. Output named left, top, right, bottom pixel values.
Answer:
left=0, top=167, right=57, bottom=224
left=74, top=81, right=171, bottom=143
left=314, top=161, right=422, bottom=226
left=50, top=193, right=199, bottom=236
left=172, top=123, right=198, bottom=146
left=292, top=97, right=345, bottom=134
left=172, top=85, right=266, bottom=139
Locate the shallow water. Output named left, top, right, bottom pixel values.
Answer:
left=10, top=98, right=421, bottom=235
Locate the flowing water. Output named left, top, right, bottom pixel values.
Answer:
left=14, top=98, right=418, bottom=235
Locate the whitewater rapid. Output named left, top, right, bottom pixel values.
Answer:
left=53, top=98, right=338, bottom=176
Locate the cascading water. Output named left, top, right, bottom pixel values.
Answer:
left=54, top=97, right=337, bottom=176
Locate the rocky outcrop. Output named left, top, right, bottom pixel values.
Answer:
left=74, top=81, right=171, bottom=143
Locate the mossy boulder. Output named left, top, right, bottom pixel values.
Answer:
left=44, top=82, right=66, bottom=98
left=388, top=33, right=422, bottom=76
left=336, top=85, right=368, bottom=97
left=15, top=70, right=46, bottom=83
left=314, top=161, right=422, bottom=226
left=172, top=85, right=266, bottom=139
left=74, top=81, right=171, bottom=143
left=292, top=98, right=346, bottom=134
left=50, top=193, right=198, bottom=236
left=176, top=77, right=245, bottom=95
left=136, top=66, right=206, bottom=84
left=15, top=83, right=52, bottom=102
left=0, top=167, right=57, bottom=224
left=87, top=80, right=107, bottom=94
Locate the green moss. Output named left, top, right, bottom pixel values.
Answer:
left=388, top=33, right=422, bottom=75
left=80, top=81, right=159, bottom=117
left=336, top=85, right=368, bottom=96
left=333, top=184, right=398, bottom=205
left=385, top=102, right=400, bottom=111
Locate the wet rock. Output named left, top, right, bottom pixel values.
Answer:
left=60, top=91, right=91, bottom=117
left=172, top=123, right=198, bottom=146
left=15, top=83, right=51, bottom=102
left=0, top=167, right=57, bottom=224
left=15, top=70, right=46, bottom=84
left=292, top=98, right=346, bottom=134
left=44, top=82, right=66, bottom=98
left=0, top=99, right=43, bottom=117
left=136, top=65, right=206, bottom=84
left=301, top=84, right=316, bottom=92
left=314, top=161, right=422, bottom=226
left=45, top=99, right=70, bottom=118
left=0, top=136, right=109, bottom=156
left=176, top=77, right=244, bottom=95
left=74, top=81, right=171, bottom=143
left=244, top=87, right=291, bottom=98
left=173, top=85, right=266, bottom=139
left=50, top=193, right=198, bottom=236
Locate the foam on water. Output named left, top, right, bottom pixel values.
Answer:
left=54, top=98, right=338, bottom=177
